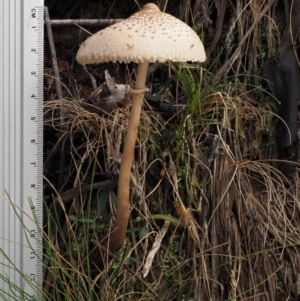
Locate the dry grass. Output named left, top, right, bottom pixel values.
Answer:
left=43, top=87, right=300, bottom=300
left=42, top=0, right=300, bottom=300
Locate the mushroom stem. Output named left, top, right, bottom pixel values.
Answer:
left=109, top=61, right=149, bottom=253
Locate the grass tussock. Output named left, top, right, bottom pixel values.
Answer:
left=2, top=0, right=299, bottom=300
left=41, top=68, right=300, bottom=300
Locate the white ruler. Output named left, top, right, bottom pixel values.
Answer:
left=0, top=0, right=43, bottom=300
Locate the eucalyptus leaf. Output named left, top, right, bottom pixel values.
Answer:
left=109, top=190, right=117, bottom=205
left=126, top=257, right=142, bottom=265
left=68, top=215, right=94, bottom=223
left=139, top=226, right=148, bottom=239
left=68, top=215, right=77, bottom=221
left=77, top=218, right=94, bottom=223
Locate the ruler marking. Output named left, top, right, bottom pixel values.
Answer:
left=0, top=0, right=43, bottom=300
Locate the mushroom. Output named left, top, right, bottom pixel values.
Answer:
left=76, top=3, right=206, bottom=253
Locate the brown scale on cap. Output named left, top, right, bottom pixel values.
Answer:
left=76, top=3, right=206, bottom=65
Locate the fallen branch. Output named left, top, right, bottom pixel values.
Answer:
left=44, top=19, right=123, bottom=27
left=46, top=180, right=117, bottom=207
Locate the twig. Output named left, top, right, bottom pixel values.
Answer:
left=223, top=11, right=237, bottom=89
left=83, top=66, right=100, bottom=103
left=90, top=239, right=159, bottom=298
left=44, top=6, right=65, bottom=189
left=213, top=0, right=276, bottom=83
left=64, top=0, right=85, bottom=19
left=47, top=180, right=117, bottom=207
left=43, top=19, right=123, bottom=27
left=206, top=0, right=226, bottom=59
left=44, top=7, right=63, bottom=100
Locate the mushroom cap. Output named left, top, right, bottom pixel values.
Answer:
left=76, top=3, right=206, bottom=65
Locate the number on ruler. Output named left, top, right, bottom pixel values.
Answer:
left=31, top=8, right=36, bottom=18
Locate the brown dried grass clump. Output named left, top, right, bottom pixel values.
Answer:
left=44, top=88, right=300, bottom=300
left=43, top=0, right=300, bottom=300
